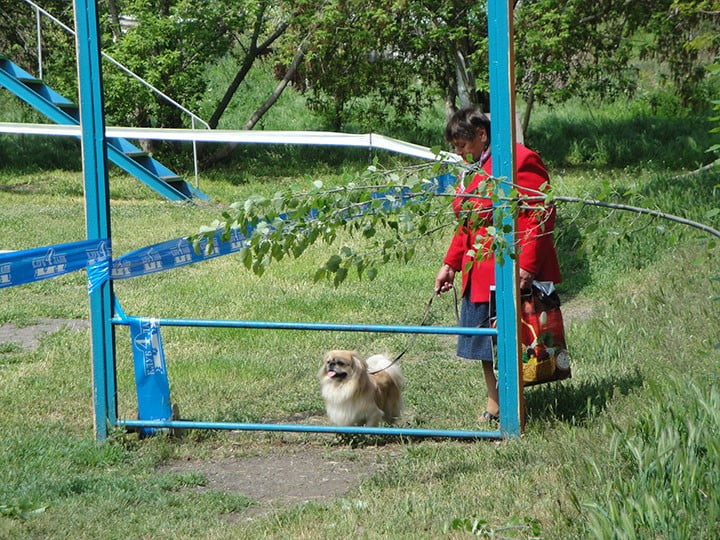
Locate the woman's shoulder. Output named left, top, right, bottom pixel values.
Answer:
left=516, top=143, right=547, bottom=167
left=515, top=142, right=541, bottom=159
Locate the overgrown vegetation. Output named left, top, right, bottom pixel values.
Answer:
left=1, top=92, right=719, bottom=538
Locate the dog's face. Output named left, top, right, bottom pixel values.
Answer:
left=319, top=350, right=364, bottom=383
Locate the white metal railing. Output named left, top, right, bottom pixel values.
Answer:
left=0, top=123, right=462, bottom=162
left=20, top=0, right=209, bottom=185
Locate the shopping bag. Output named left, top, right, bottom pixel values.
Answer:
left=520, top=281, right=571, bottom=386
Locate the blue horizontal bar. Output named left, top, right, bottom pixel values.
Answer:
left=116, top=418, right=503, bottom=439
left=111, top=316, right=497, bottom=336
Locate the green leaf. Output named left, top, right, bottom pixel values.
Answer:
left=292, top=239, right=308, bottom=258
left=333, top=266, right=348, bottom=286
left=240, top=248, right=252, bottom=270
left=255, top=221, right=270, bottom=235
left=313, top=267, right=327, bottom=283
left=325, top=255, right=342, bottom=272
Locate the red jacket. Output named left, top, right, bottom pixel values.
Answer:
left=443, top=143, right=561, bottom=302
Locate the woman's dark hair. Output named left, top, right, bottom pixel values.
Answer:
left=444, top=107, right=491, bottom=143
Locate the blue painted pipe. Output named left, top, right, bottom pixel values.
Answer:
left=116, top=418, right=503, bottom=439
left=112, top=316, right=497, bottom=336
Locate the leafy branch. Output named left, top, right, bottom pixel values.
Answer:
left=191, top=159, right=462, bottom=285
left=549, top=197, right=720, bottom=240
left=190, top=159, right=719, bottom=286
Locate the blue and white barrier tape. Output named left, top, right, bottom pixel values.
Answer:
left=0, top=239, right=111, bottom=292
left=1, top=173, right=458, bottom=291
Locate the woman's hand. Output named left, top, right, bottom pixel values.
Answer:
left=519, top=267, right=535, bottom=293
left=435, top=264, right=456, bottom=295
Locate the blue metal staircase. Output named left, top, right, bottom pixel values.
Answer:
left=0, top=53, right=209, bottom=201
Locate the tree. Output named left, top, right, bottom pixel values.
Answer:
left=643, top=0, right=720, bottom=107
left=292, top=1, right=719, bottom=132
left=200, top=1, right=318, bottom=164
left=98, top=0, right=314, bottom=160
left=5, top=1, right=314, bottom=162
left=206, top=0, right=293, bottom=130
left=514, top=1, right=660, bottom=132
left=101, top=1, right=237, bottom=134
left=5, top=0, right=720, bottom=146
left=0, top=0, right=78, bottom=102
left=0, top=1, right=71, bottom=68
left=289, top=1, right=490, bottom=130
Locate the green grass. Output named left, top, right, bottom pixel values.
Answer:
left=1, top=98, right=719, bottom=538
left=528, top=96, right=719, bottom=170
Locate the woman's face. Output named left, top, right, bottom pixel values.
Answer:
left=452, top=128, right=489, bottom=162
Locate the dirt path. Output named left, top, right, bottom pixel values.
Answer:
left=159, top=441, right=396, bottom=520
left=0, top=318, right=89, bottom=351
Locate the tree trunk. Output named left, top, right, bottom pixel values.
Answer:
left=521, top=68, right=540, bottom=135
left=445, top=89, right=458, bottom=120
left=244, top=39, right=310, bottom=130
left=202, top=39, right=310, bottom=165
left=453, top=46, right=476, bottom=109
left=522, top=86, right=534, bottom=137
left=207, top=7, right=289, bottom=129
left=106, top=0, right=122, bottom=42
left=208, top=54, right=256, bottom=129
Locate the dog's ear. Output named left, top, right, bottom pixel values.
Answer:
left=320, top=351, right=333, bottom=377
left=350, top=351, right=366, bottom=371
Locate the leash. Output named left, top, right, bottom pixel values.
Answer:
left=368, top=289, right=451, bottom=375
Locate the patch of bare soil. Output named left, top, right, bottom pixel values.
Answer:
left=0, top=318, right=89, bottom=351
left=560, top=297, right=595, bottom=327
left=159, top=442, right=396, bottom=521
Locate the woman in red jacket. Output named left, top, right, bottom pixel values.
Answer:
left=434, top=107, right=561, bottom=422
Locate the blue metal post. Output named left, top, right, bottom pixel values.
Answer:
left=487, top=0, right=524, bottom=436
left=74, top=0, right=116, bottom=441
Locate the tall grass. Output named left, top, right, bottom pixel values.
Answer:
left=582, top=380, right=720, bottom=538
left=1, top=96, right=719, bottom=538
left=528, top=96, right=719, bottom=170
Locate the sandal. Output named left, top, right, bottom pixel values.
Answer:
left=480, top=410, right=499, bottom=422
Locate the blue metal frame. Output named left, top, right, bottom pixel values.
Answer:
left=488, top=0, right=523, bottom=436
left=114, top=314, right=503, bottom=439
left=116, top=419, right=502, bottom=439
left=76, top=0, right=522, bottom=440
left=113, top=317, right=500, bottom=336
left=75, top=0, right=116, bottom=441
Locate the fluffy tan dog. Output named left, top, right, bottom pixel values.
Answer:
left=318, top=350, right=404, bottom=426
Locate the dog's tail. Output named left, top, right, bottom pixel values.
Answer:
left=366, top=354, right=405, bottom=388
